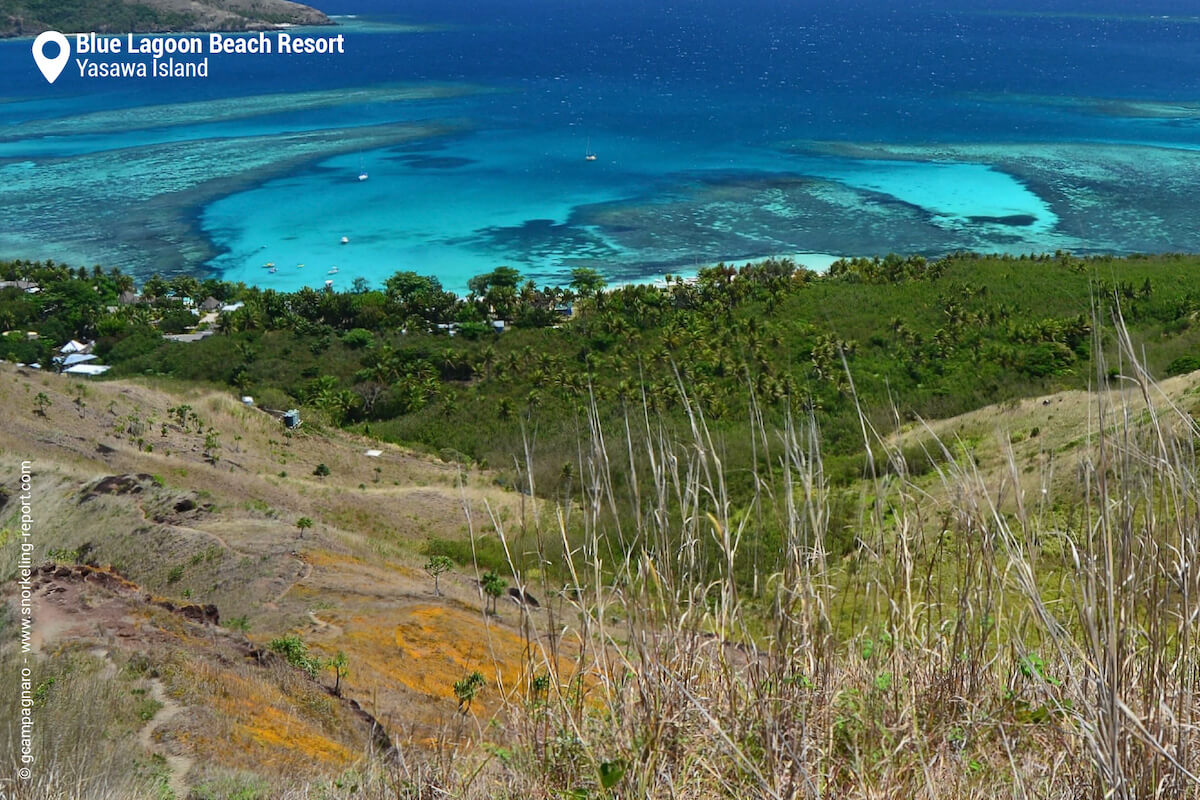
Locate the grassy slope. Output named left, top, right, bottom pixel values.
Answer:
left=6, top=354, right=1200, bottom=796
left=0, top=363, right=550, bottom=796
left=9, top=254, right=1200, bottom=795
left=4, top=345, right=1200, bottom=795
left=106, top=253, right=1200, bottom=511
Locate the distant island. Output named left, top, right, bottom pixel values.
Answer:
left=0, top=0, right=330, bottom=38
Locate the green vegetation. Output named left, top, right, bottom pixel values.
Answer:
left=266, top=634, right=321, bottom=679
left=422, top=554, right=453, bottom=596
left=294, top=516, right=312, bottom=538
left=11, top=251, right=1200, bottom=577
left=64, top=252, right=1188, bottom=484
left=452, top=670, right=485, bottom=713
left=326, top=650, right=348, bottom=697
left=0, top=0, right=191, bottom=36
left=480, top=570, right=507, bottom=615
left=0, top=0, right=327, bottom=37
left=12, top=252, right=1200, bottom=796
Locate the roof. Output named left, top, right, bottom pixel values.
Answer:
left=163, top=330, right=215, bottom=343
left=0, top=280, right=39, bottom=291
left=64, top=364, right=110, bottom=376
left=220, top=302, right=245, bottom=313
left=199, top=297, right=222, bottom=311
left=59, top=339, right=92, bottom=354
left=62, top=353, right=98, bottom=366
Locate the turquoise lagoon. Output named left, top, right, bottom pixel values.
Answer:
left=1, top=0, right=1199, bottom=292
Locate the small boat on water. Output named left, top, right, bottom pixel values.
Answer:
left=269, top=267, right=277, bottom=274
left=585, top=138, right=597, bottom=161
left=263, top=261, right=275, bottom=269
left=328, top=266, right=339, bottom=274
left=340, top=236, right=350, bottom=245
left=358, top=172, right=369, bottom=182
left=297, top=263, right=305, bottom=269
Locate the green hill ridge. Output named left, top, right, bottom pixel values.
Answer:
left=0, top=0, right=330, bottom=37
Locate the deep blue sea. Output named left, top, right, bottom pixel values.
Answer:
left=1, top=0, right=1199, bottom=292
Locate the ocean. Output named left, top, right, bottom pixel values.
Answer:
left=1, top=0, right=1199, bottom=292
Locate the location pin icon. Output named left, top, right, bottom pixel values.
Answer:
left=32, top=31, right=70, bottom=84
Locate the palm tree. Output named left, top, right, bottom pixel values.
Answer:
left=295, top=517, right=313, bottom=538
left=480, top=345, right=496, bottom=380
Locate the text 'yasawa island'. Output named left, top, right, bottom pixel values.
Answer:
left=71, top=31, right=346, bottom=79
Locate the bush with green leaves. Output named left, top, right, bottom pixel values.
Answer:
left=267, top=635, right=321, bottom=679
left=453, top=670, right=485, bottom=712
left=423, top=555, right=453, bottom=596
left=481, top=571, right=507, bottom=615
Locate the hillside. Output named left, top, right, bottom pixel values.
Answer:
left=7, top=255, right=1200, bottom=796
left=0, top=0, right=330, bottom=37
left=0, top=363, right=553, bottom=797
left=5, top=350, right=1200, bottom=796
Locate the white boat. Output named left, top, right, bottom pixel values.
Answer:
left=328, top=266, right=339, bottom=274
left=340, top=236, right=350, bottom=245
left=358, top=172, right=369, bottom=182
left=585, top=138, right=597, bottom=161
left=269, top=267, right=277, bottom=274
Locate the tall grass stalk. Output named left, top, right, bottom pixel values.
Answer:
left=466, top=311, right=1200, bottom=798
left=9, top=312, right=1200, bottom=798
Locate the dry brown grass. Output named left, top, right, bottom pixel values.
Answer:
left=7, top=308, right=1200, bottom=798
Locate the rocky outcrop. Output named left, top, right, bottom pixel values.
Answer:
left=31, top=562, right=220, bottom=625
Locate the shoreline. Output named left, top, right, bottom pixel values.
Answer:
left=0, top=22, right=335, bottom=41
left=0, top=121, right=464, bottom=283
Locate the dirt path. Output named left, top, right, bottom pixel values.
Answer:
left=175, top=523, right=256, bottom=562
left=137, top=676, right=194, bottom=799
left=307, top=609, right=344, bottom=637
left=263, top=557, right=313, bottom=611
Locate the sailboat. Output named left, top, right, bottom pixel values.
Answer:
left=358, top=156, right=369, bottom=181
left=585, top=138, right=597, bottom=161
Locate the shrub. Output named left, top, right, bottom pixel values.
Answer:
left=341, top=328, right=375, bottom=349
left=267, top=635, right=321, bottom=678
left=425, top=536, right=510, bottom=574
left=1166, top=355, right=1200, bottom=376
